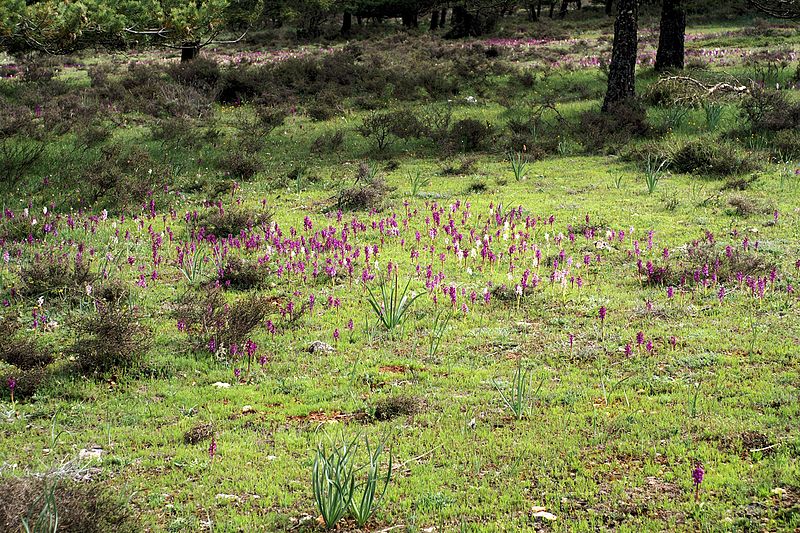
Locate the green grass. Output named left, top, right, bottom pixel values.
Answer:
left=1, top=13, right=800, bottom=533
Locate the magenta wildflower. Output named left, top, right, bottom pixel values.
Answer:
left=692, top=461, right=705, bottom=502
left=209, top=435, right=217, bottom=462
left=7, top=376, right=16, bottom=403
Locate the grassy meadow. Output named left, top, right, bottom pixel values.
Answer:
left=0, top=7, right=799, bottom=532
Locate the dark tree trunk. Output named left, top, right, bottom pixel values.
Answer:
left=440, top=9, right=448, bottom=27
left=528, top=2, right=539, bottom=21
left=181, top=43, right=200, bottom=62
left=549, top=1, right=556, bottom=18
left=655, top=0, right=685, bottom=71
left=602, top=0, right=638, bottom=111
left=605, top=0, right=613, bottom=16
left=401, top=11, right=418, bottom=27
left=537, top=0, right=543, bottom=17
left=341, top=12, right=352, bottom=35
left=452, top=6, right=464, bottom=25
left=576, top=0, right=581, bottom=9
left=430, top=10, right=440, bottom=29
left=559, top=0, right=569, bottom=18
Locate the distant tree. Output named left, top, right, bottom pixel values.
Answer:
left=655, top=0, right=685, bottom=70
left=602, top=0, right=638, bottom=110
left=749, top=0, right=800, bottom=18
left=0, top=0, right=255, bottom=61
left=123, top=0, right=250, bottom=61
left=445, top=0, right=514, bottom=37
left=0, top=0, right=126, bottom=55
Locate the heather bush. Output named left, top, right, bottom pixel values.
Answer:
left=217, top=256, right=271, bottom=290
left=70, top=299, right=151, bottom=374
left=668, top=137, right=758, bottom=177
left=190, top=205, right=272, bottom=238
left=215, top=150, right=263, bottom=181
left=80, top=143, right=163, bottom=209
left=0, top=477, right=139, bottom=533
left=740, top=87, right=800, bottom=132
left=576, top=100, right=651, bottom=152
left=311, top=130, right=345, bottom=154
left=0, top=366, right=49, bottom=401
left=18, top=253, right=94, bottom=299
left=0, top=317, right=53, bottom=370
left=639, top=236, right=775, bottom=286
left=175, top=285, right=272, bottom=356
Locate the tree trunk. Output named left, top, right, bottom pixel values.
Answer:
left=559, top=0, right=569, bottom=19
left=605, top=0, right=613, bottom=16
left=430, top=10, right=440, bottom=30
left=528, top=2, right=539, bottom=21
left=602, top=0, right=638, bottom=111
left=401, top=11, right=418, bottom=27
left=549, top=1, right=556, bottom=18
left=439, top=8, right=447, bottom=27
left=655, top=0, right=685, bottom=71
left=341, top=12, right=352, bottom=35
left=537, top=0, right=543, bottom=17
left=181, top=43, right=200, bottom=62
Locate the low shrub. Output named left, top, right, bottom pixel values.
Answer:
left=576, top=100, right=651, bottom=152
left=215, top=150, right=263, bottom=181
left=357, top=110, right=426, bottom=151
left=70, top=299, right=151, bottom=374
left=175, top=285, right=272, bottom=356
left=446, top=118, right=494, bottom=153
left=740, top=87, right=800, bottom=132
left=0, top=335, right=53, bottom=370
left=669, top=137, right=758, bottom=177
left=769, top=128, right=800, bottom=159
left=190, top=205, right=272, bottom=238
left=335, top=178, right=394, bottom=212
left=217, top=256, right=270, bottom=289
left=0, top=366, right=49, bottom=401
left=727, top=193, right=776, bottom=217
left=638, top=236, right=775, bottom=286
left=372, top=396, right=420, bottom=421
left=167, top=57, right=221, bottom=94
left=18, top=253, right=94, bottom=299
left=311, top=130, right=345, bottom=154
left=0, top=476, right=139, bottom=533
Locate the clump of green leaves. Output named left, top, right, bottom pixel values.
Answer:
left=508, top=150, right=528, bottom=181
left=643, top=154, right=669, bottom=195
left=312, top=432, right=392, bottom=529
left=365, top=274, right=421, bottom=333
left=494, top=359, right=544, bottom=420
left=409, top=170, right=430, bottom=196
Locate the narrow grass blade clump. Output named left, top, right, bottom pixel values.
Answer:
left=365, top=274, right=422, bottom=333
